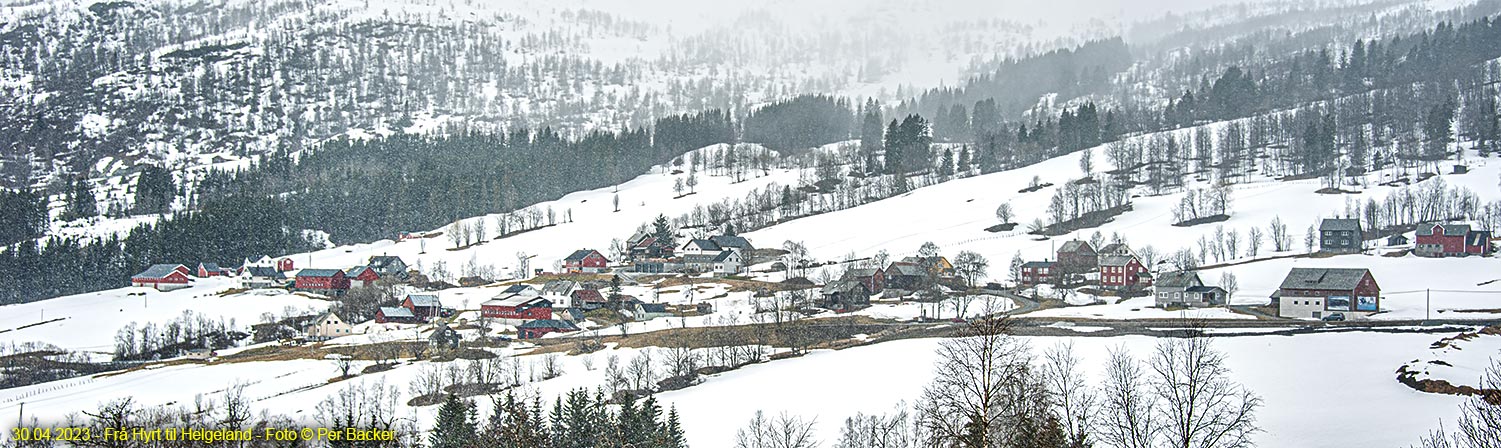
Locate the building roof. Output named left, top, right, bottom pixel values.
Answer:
left=709, top=235, right=752, bottom=249
left=541, top=280, right=578, bottom=296
left=712, top=250, right=737, bottom=262
left=886, top=262, right=927, bottom=276
left=683, top=239, right=722, bottom=251
left=406, top=294, right=440, bottom=307
left=297, top=268, right=345, bottom=278
left=502, top=284, right=539, bottom=295
left=483, top=294, right=551, bottom=308
left=564, top=249, right=602, bottom=262
left=571, top=289, right=606, bottom=303
left=315, top=312, right=345, bottom=325
left=1098, top=243, right=1132, bottom=255
left=1468, top=231, right=1490, bottom=246
left=1320, top=218, right=1361, bottom=232
left=518, top=319, right=579, bottom=331
left=1155, top=271, right=1202, bottom=288
left=637, top=303, right=669, bottom=314
left=368, top=255, right=406, bottom=267
left=1278, top=268, right=1371, bottom=291
left=345, top=266, right=377, bottom=278
left=1417, top=223, right=1473, bottom=237
left=199, top=262, right=222, bottom=271
left=843, top=268, right=880, bottom=280
left=1185, top=286, right=1227, bottom=294
left=1098, top=255, right=1137, bottom=267
left=133, top=264, right=187, bottom=280
left=557, top=308, right=586, bottom=320
left=1058, top=240, right=1095, bottom=254
left=822, top=280, right=867, bottom=294
left=241, top=266, right=283, bottom=279
left=1020, top=261, right=1054, bottom=269
left=378, top=307, right=415, bottom=318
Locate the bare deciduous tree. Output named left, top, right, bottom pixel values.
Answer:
left=736, top=411, right=820, bottom=448
left=1097, top=347, right=1157, bottom=448
left=1150, top=336, right=1262, bottom=448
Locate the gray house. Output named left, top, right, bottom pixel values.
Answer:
left=1153, top=271, right=1226, bottom=308
left=1319, top=219, right=1362, bottom=253
left=820, top=281, right=871, bottom=311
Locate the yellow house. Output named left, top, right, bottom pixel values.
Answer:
left=306, top=312, right=353, bottom=340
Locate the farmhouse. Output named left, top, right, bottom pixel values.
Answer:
left=680, top=239, right=724, bottom=256
left=627, top=232, right=673, bottom=260
left=1154, top=271, right=1225, bottom=308
left=841, top=267, right=886, bottom=294
left=1097, top=243, right=1133, bottom=258
left=884, top=262, right=929, bottom=290
left=131, top=264, right=192, bottom=291
left=517, top=319, right=580, bottom=339
left=901, top=256, right=955, bottom=278
left=709, top=235, right=755, bottom=255
left=1099, top=255, right=1149, bottom=289
left=1414, top=223, right=1492, bottom=257
left=305, top=312, right=352, bottom=340
left=481, top=294, right=554, bottom=320
left=1275, top=268, right=1380, bottom=319
left=501, top=284, right=541, bottom=296
left=345, top=266, right=381, bottom=288
left=570, top=289, right=607, bottom=310
left=1018, top=261, right=1054, bottom=287
left=684, top=250, right=743, bottom=276
left=1055, top=240, right=1097, bottom=270
left=402, top=294, right=442, bottom=321
left=295, top=269, right=351, bottom=296
left=365, top=255, right=409, bottom=280
left=820, top=280, right=871, bottom=311
left=1319, top=218, right=1363, bottom=253
left=237, top=266, right=286, bottom=289
left=375, top=306, right=417, bottom=324
left=633, top=302, right=673, bottom=321
left=563, top=249, right=609, bottom=274
left=240, top=256, right=293, bottom=272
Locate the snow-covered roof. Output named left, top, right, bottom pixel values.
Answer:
left=683, top=239, right=722, bottom=251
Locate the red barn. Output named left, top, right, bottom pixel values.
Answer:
left=481, top=294, right=554, bottom=320
left=1415, top=223, right=1492, bottom=257
left=295, top=269, right=351, bottom=296
left=841, top=267, right=886, bottom=294
left=517, top=319, right=580, bottom=339
left=402, top=294, right=441, bottom=321
left=375, top=306, right=417, bottom=324
left=1099, top=255, right=1149, bottom=288
left=276, top=257, right=295, bottom=272
left=563, top=249, right=609, bottom=274
left=131, top=264, right=192, bottom=291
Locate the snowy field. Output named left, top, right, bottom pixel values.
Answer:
left=0, top=278, right=330, bottom=353
left=0, top=331, right=1480, bottom=448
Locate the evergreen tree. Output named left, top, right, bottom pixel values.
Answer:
left=430, top=394, right=477, bottom=448
left=133, top=165, right=175, bottom=214
left=652, top=214, right=676, bottom=250
left=662, top=406, right=687, bottom=448
left=860, top=99, right=885, bottom=173
left=67, top=177, right=98, bottom=220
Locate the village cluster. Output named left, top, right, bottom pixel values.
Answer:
left=1015, top=217, right=1492, bottom=321
left=123, top=213, right=1496, bottom=349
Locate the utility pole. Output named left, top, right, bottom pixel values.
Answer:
left=1426, top=289, right=1431, bottom=322
left=18, top=402, right=23, bottom=428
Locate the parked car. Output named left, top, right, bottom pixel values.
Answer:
left=1322, top=312, right=1346, bottom=322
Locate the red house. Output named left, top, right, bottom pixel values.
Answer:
left=1099, top=255, right=1149, bottom=288
left=481, top=294, right=553, bottom=320
left=563, top=249, right=609, bottom=274
left=517, top=319, right=580, bottom=339
left=346, top=266, right=381, bottom=288
left=1019, top=261, right=1054, bottom=287
left=295, top=269, right=351, bottom=296
left=131, top=264, right=192, bottom=291
left=197, top=262, right=227, bottom=277
left=402, top=294, right=441, bottom=321
left=1415, top=223, right=1492, bottom=257
left=276, top=257, right=295, bottom=272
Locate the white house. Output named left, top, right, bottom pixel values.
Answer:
left=306, top=312, right=353, bottom=340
